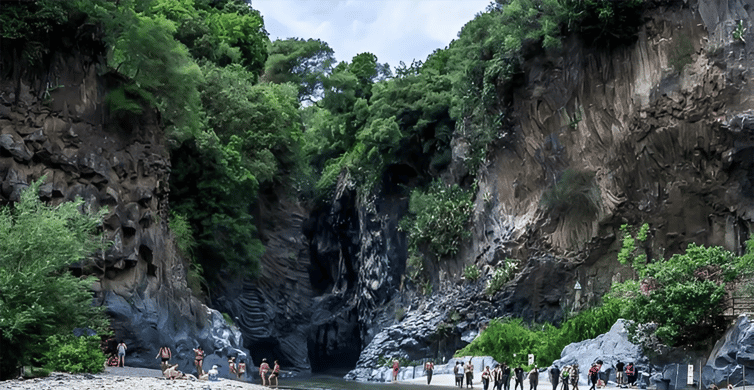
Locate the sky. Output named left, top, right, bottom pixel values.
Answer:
left=251, top=0, right=492, bottom=69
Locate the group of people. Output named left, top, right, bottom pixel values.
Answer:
left=258, top=358, right=281, bottom=386
left=614, top=361, right=638, bottom=387
left=547, top=360, right=638, bottom=390
left=453, top=359, right=476, bottom=388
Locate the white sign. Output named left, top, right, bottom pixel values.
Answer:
left=528, top=354, right=534, bottom=366
left=687, top=364, right=694, bottom=385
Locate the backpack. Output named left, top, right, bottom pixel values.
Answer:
left=589, top=366, right=599, bottom=375
left=160, top=348, right=170, bottom=358
left=562, top=369, right=570, bottom=379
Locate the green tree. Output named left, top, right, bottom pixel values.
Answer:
left=0, top=180, right=109, bottom=379
left=611, top=226, right=754, bottom=347
left=263, top=37, right=335, bottom=101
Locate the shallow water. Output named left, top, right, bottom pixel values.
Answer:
left=273, top=374, right=459, bottom=390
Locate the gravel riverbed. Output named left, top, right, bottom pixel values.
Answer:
left=0, top=367, right=267, bottom=390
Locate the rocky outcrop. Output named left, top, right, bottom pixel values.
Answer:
left=553, top=320, right=647, bottom=386
left=704, top=314, right=754, bottom=387
left=0, top=21, right=247, bottom=375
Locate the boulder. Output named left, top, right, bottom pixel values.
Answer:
left=553, top=320, right=647, bottom=386
left=704, top=314, right=754, bottom=387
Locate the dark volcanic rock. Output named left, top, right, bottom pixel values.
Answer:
left=0, top=21, right=245, bottom=374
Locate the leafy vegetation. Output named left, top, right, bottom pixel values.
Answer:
left=610, top=225, right=754, bottom=348
left=400, top=180, right=475, bottom=259
left=541, top=169, right=601, bottom=219
left=464, top=264, right=481, bottom=281
left=486, top=259, right=519, bottom=295
left=0, top=180, right=109, bottom=379
left=457, top=299, right=620, bottom=368
left=43, top=335, right=106, bottom=374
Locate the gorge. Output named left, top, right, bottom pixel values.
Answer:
left=1, top=0, right=754, bottom=385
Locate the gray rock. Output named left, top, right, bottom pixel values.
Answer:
left=553, top=320, right=647, bottom=385
left=704, top=314, right=754, bottom=387
left=0, top=133, right=32, bottom=161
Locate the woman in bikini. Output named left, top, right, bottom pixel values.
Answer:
left=268, top=360, right=281, bottom=386
left=259, top=358, right=270, bottom=386
left=193, top=346, right=205, bottom=376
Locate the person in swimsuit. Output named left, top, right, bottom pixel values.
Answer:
left=193, top=347, right=205, bottom=376
left=268, top=359, right=280, bottom=386
left=155, top=346, right=171, bottom=372
left=259, top=358, right=270, bottom=386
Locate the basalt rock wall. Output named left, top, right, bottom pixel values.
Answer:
left=349, top=0, right=754, bottom=379
left=0, top=23, right=247, bottom=375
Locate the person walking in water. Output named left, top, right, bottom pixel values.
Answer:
left=116, top=341, right=127, bottom=367
left=425, top=360, right=435, bottom=385
left=259, top=358, right=270, bottom=386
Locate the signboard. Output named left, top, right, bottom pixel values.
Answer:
left=528, top=354, right=535, bottom=366
left=687, top=365, right=694, bottom=385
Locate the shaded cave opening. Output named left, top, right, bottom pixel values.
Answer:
left=247, top=339, right=292, bottom=369
left=307, top=312, right=362, bottom=375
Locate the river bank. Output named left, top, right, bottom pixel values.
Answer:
left=0, top=367, right=267, bottom=390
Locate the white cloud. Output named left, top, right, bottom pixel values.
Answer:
left=252, top=0, right=490, bottom=68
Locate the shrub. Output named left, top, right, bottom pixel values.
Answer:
left=0, top=179, right=109, bottom=379
left=486, top=259, right=518, bottom=295
left=457, top=300, right=620, bottom=368
left=541, top=169, right=600, bottom=219
left=43, top=335, right=105, bottom=374
left=464, top=264, right=480, bottom=281
left=612, top=225, right=754, bottom=347
left=400, top=180, right=474, bottom=258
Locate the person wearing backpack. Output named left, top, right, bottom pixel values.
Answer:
left=155, top=346, right=172, bottom=372
left=561, top=366, right=570, bottom=390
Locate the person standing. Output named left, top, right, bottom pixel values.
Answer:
left=228, top=356, right=237, bottom=378
left=570, top=364, right=580, bottom=390
left=482, top=366, right=492, bottom=390
left=425, top=360, right=435, bottom=385
left=259, top=358, right=270, bottom=386
left=625, top=363, right=635, bottom=387
left=503, top=363, right=511, bottom=390
left=155, top=346, right=171, bottom=372
left=392, top=359, right=400, bottom=383
left=268, top=360, right=280, bottom=386
left=466, top=359, right=475, bottom=388
left=116, top=341, right=127, bottom=367
left=550, top=365, right=560, bottom=390
left=237, top=359, right=247, bottom=380
left=615, top=361, right=625, bottom=387
left=514, top=366, right=525, bottom=390
left=193, top=347, right=205, bottom=377
left=561, top=366, right=570, bottom=390
left=493, top=364, right=503, bottom=390
left=528, top=366, right=539, bottom=390
left=455, top=361, right=465, bottom=388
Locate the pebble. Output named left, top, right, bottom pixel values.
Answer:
left=0, top=372, right=268, bottom=390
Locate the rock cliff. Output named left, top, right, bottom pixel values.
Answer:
left=346, top=0, right=754, bottom=378
left=0, top=21, right=247, bottom=374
